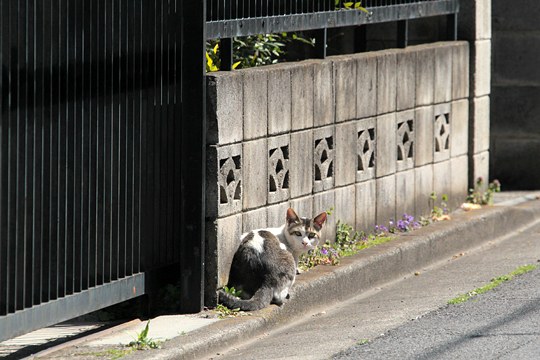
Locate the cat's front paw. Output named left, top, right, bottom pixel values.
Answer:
left=296, top=268, right=303, bottom=275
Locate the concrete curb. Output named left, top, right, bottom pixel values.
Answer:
left=126, top=197, right=540, bottom=360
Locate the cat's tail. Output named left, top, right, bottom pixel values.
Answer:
left=218, top=286, right=273, bottom=311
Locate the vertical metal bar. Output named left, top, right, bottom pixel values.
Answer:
left=397, top=19, right=408, bottom=48
left=180, top=0, right=205, bottom=313
left=119, top=0, right=128, bottom=279
left=81, top=0, right=90, bottom=291
left=0, top=0, right=8, bottom=315
left=220, top=38, right=233, bottom=71
left=134, top=0, right=142, bottom=274
left=314, top=28, right=327, bottom=59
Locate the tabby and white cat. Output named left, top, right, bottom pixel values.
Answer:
left=218, top=208, right=327, bottom=311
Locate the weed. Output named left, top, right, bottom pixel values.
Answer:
left=128, top=321, right=161, bottom=350
left=223, top=286, right=243, bottom=298
left=214, top=303, right=241, bottom=319
left=466, top=177, right=501, bottom=205
left=448, top=264, right=538, bottom=305
left=356, top=339, right=370, bottom=346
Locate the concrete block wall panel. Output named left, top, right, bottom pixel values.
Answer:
left=205, top=42, right=472, bottom=301
left=356, top=117, right=377, bottom=182
left=433, top=44, right=453, bottom=104
left=433, top=102, right=451, bottom=163
left=290, top=130, right=314, bottom=198
left=268, top=65, right=292, bottom=135
left=335, top=121, right=357, bottom=187
left=414, top=164, right=434, bottom=218
left=243, top=68, right=268, bottom=140
left=376, top=175, right=396, bottom=225
left=313, top=126, right=335, bottom=192
left=206, top=144, right=242, bottom=218
left=396, top=110, right=415, bottom=172
left=470, top=96, right=490, bottom=154
left=206, top=72, right=243, bottom=145
left=415, top=45, right=435, bottom=107
left=242, top=139, right=268, bottom=210
left=377, top=50, right=397, bottom=115
left=355, top=53, right=378, bottom=119
left=376, top=113, right=397, bottom=177
left=396, top=49, right=417, bottom=111
left=451, top=155, right=469, bottom=209
left=267, top=134, right=291, bottom=204
left=472, top=151, right=490, bottom=189
left=291, top=62, right=315, bottom=131
left=396, top=169, right=415, bottom=220
left=313, top=60, right=335, bottom=127
left=452, top=43, right=470, bottom=100
left=471, top=40, right=491, bottom=98
left=414, top=106, right=434, bottom=167
left=333, top=56, right=357, bottom=122
left=355, top=180, right=376, bottom=233
left=451, top=99, right=469, bottom=157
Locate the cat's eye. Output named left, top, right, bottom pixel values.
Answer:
left=293, top=231, right=302, bottom=237
left=308, top=233, right=317, bottom=239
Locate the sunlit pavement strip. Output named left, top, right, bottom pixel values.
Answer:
left=86, top=315, right=219, bottom=346
left=0, top=322, right=105, bottom=356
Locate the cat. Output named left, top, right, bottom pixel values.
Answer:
left=218, top=208, right=327, bottom=311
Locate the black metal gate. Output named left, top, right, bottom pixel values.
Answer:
left=0, top=0, right=205, bottom=341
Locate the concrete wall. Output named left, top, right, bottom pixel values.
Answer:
left=491, top=1, right=540, bottom=189
left=204, top=41, right=470, bottom=305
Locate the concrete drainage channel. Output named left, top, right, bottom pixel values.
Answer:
left=12, top=192, right=540, bottom=360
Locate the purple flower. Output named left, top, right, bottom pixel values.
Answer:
left=320, top=247, right=329, bottom=256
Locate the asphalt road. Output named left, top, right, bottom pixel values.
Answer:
left=334, top=267, right=540, bottom=360
left=212, top=220, right=540, bottom=360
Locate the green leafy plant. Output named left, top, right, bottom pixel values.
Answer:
left=214, top=303, right=241, bottom=319
left=448, top=264, right=537, bottom=305
left=128, top=321, right=161, bottom=350
left=466, top=177, right=501, bottom=205
left=337, top=0, right=369, bottom=13
left=223, top=286, right=243, bottom=298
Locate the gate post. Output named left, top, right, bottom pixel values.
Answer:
left=179, top=0, right=206, bottom=313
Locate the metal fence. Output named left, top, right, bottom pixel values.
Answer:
left=207, top=0, right=459, bottom=68
left=0, top=0, right=205, bottom=342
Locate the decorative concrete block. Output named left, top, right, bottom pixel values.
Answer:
left=396, top=49, right=416, bottom=111
left=396, top=110, right=415, bottom=172
left=471, top=151, right=489, bottom=189
left=356, top=53, right=377, bottom=119
left=472, top=40, right=491, bottom=98
left=205, top=214, right=242, bottom=293
left=470, top=96, right=490, bottom=154
left=355, top=180, right=376, bottom=233
left=206, top=144, right=242, bottom=218
left=243, top=139, right=268, bottom=210
left=242, top=207, right=267, bottom=233
left=313, top=126, right=335, bottom=192
left=290, top=130, right=313, bottom=198
left=434, top=44, right=453, bottom=104
left=452, top=42, right=470, bottom=100
left=450, top=155, right=468, bottom=210
left=415, top=45, right=435, bottom=107
left=334, top=185, right=356, bottom=229
left=334, top=56, right=357, bottom=122
left=377, top=50, right=397, bottom=115
left=243, top=68, right=268, bottom=140
left=414, top=164, right=434, bottom=218
left=335, top=121, right=357, bottom=187
left=376, top=113, right=397, bottom=178
left=451, top=99, right=469, bottom=157
left=433, top=103, right=451, bottom=163
left=356, top=117, right=376, bottom=182
left=433, top=160, right=452, bottom=204
left=313, top=60, right=335, bottom=127
left=291, top=196, right=313, bottom=221
left=291, top=62, right=314, bottom=131
left=396, top=169, right=415, bottom=219
left=313, top=190, right=336, bottom=243
left=414, top=106, right=434, bottom=167
left=268, top=65, right=292, bottom=135
left=268, top=134, right=291, bottom=204
left=376, top=175, right=396, bottom=225
left=206, top=72, right=243, bottom=145
left=267, top=202, right=291, bottom=229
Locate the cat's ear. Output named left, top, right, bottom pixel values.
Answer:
left=313, top=212, right=327, bottom=230
left=286, top=208, right=300, bottom=225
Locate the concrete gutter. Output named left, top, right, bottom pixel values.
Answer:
left=32, top=193, right=540, bottom=359
left=123, top=193, right=540, bottom=360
